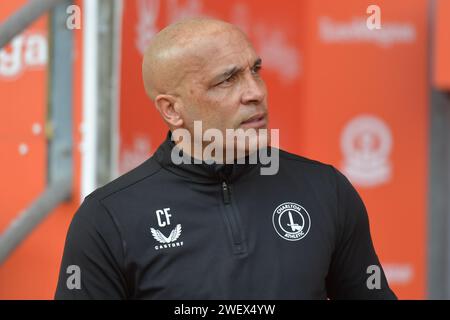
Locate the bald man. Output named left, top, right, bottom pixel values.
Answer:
left=55, top=18, right=396, bottom=300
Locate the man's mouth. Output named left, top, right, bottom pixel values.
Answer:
left=240, top=113, right=267, bottom=129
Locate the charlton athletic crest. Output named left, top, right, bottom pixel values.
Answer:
left=272, top=202, right=311, bottom=241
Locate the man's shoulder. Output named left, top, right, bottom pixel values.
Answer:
left=85, top=155, right=163, bottom=203
left=276, top=147, right=343, bottom=185
left=277, top=148, right=361, bottom=201
left=278, top=148, right=333, bottom=170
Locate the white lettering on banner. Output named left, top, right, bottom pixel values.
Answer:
left=319, top=17, right=416, bottom=48
left=136, top=0, right=160, bottom=55
left=0, top=34, right=47, bottom=79
left=135, top=0, right=202, bottom=55
left=254, top=25, right=301, bottom=83
left=230, top=3, right=251, bottom=35
left=340, top=115, right=392, bottom=188
left=230, top=4, right=301, bottom=83
left=134, top=1, right=301, bottom=83
left=166, top=0, right=202, bottom=27
left=119, top=136, right=151, bottom=174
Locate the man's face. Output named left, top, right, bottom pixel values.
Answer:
left=176, top=29, right=268, bottom=137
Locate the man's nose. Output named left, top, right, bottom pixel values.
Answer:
left=241, top=73, right=266, bottom=105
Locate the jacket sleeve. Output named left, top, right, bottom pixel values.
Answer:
left=54, top=196, right=129, bottom=300
left=325, top=167, right=397, bottom=300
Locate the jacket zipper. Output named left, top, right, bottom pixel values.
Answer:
left=221, top=180, right=246, bottom=255
left=222, top=181, right=231, bottom=204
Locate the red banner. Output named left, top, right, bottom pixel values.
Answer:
left=298, top=0, right=428, bottom=298
left=118, top=0, right=305, bottom=173
left=434, top=0, right=450, bottom=90
left=0, top=1, right=84, bottom=299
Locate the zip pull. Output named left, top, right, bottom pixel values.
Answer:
left=222, top=181, right=231, bottom=204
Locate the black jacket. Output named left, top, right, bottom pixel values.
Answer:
left=55, top=132, right=396, bottom=299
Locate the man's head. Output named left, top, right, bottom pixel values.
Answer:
left=142, top=18, right=268, bottom=159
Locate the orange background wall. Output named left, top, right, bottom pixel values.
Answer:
left=297, top=0, right=428, bottom=299
left=0, top=0, right=431, bottom=299
left=434, top=0, right=450, bottom=90
left=0, top=0, right=83, bottom=299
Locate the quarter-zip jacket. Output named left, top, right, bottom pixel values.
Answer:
left=55, top=132, right=396, bottom=299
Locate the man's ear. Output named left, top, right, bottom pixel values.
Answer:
left=154, top=94, right=184, bottom=127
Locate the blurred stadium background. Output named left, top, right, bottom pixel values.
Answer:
left=0, top=0, right=449, bottom=299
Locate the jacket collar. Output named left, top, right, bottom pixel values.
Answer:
left=154, top=131, right=263, bottom=183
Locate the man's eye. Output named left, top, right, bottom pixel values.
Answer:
left=252, top=65, right=262, bottom=74
left=217, top=75, right=236, bottom=86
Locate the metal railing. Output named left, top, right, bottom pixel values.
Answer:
left=0, top=0, right=73, bottom=264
